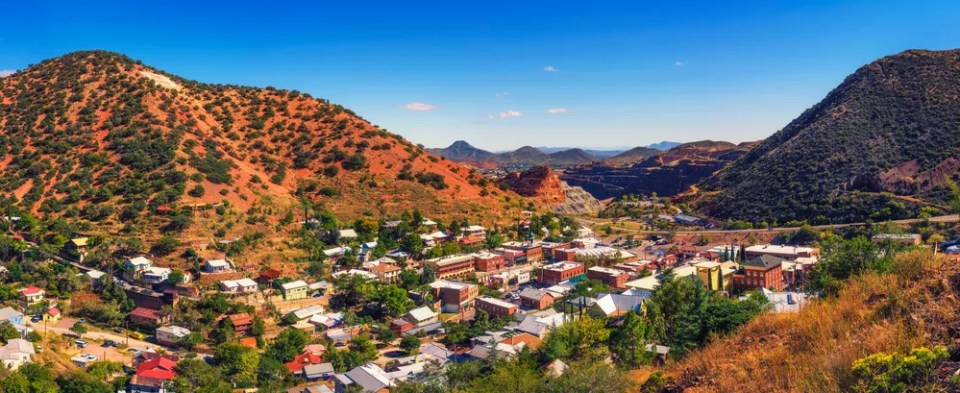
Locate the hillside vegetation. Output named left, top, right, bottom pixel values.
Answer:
left=0, top=51, right=528, bottom=241
left=656, top=248, right=960, bottom=392
left=699, top=49, right=960, bottom=224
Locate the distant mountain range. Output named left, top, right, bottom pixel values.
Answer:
left=428, top=140, right=683, bottom=169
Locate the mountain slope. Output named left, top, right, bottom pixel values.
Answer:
left=426, top=140, right=497, bottom=162
left=603, top=146, right=662, bottom=167
left=646, top=141, right=682, bottom=151
left=698, top=49, right=960, bottom=224
left=430, top=142, right=598, bottom=169
left=560, top=141, right=753, bottom=199
left=0, top=51, right=525, bottom=236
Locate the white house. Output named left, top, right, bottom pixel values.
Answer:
left=203, top=259, right=233, bottom=273
left=142, top=267, right=172, bottom=284
left=403, top=307, right=439, bottom=327
left=221, top=278, right=258, bottom=293
left=0, top=338, right=35, bottom=370
left=123, top=256, right=152, bottom=280
left=156, top=325, right=191, bottom=346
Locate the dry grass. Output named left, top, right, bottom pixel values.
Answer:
left=657, top=250, right=959, bottom=393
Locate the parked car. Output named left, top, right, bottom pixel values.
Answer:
left=35, top=345, right=43, bottom=353
left=130, top=332, right=144, bottom=339
left=30, top=315, right=42, bottom=323
left=113, top=327, right=124, bottom=333
left=76, top=319, right=86, bottom=324
left=127, top=348, right=142, bottom=356
left=103, top=340, right=118, bottom=347
left=75, top=340, right=88, bottom=348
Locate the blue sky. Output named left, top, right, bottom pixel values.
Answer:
left=3, top=1, right=960, bottom=150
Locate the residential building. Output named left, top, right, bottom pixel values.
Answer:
left=872, top=233, right=922, bottom=246
left=429, top=280, right=479, bottom=313
left=156, top=325, right=191, bottom=347
left=590, top=293, right=646, bottom=318
left=303, top=363, right=335, bottom=382
left=130, top=355, right=177, bottom=393
left=367, top=263, right=402, bottom=284
left=66, top=237, right=89, bottom=253
left=257, top=268, right=282, bottom=285
left=289, top=305, right=326, bottom=322
left=284, top=344, right=328, bottom=378
left=86, top=270, right=107, bottom=289
left=733, top=255, right=786, bottom=291
left=474, top=252, right=506, bottom=272
left=402, top=306, right=439, bottom=326
left=332, top=269, right=378, bottom=281
left=0, top=307, right=24, bottom=325
left=459, top=225, right=487, bottom=245
left=0, top=338, right=35, bottom=370
left=518, top=288, right=555, bottom=310
left=424, top=254, right=476, bottom=280
left=44, top=307, right=61, bottom=323
left=390, top=318, right=414, bottom=335
left=281, top=280, right=310, bottom=300
left=537, top=262, right=585, bottom=286
left=587, top=266, right=629, bottom=289
left=334, top=363, right=393, bottom=393
left=19, top=285, right=44, bottom=304
left=124, top=256, right=153, bottom=280
left=475, top=297, right=518, bottom=318
left=515, top=312, right=568, bottom=338
left=420, top=231, right=448, bottom=248
left=228, top=313, right=254, bottom=336
left=142, top=267, right=172, bottom=285
left=501, top=242, right=544, bottom=263
left=221, top=278, right=259, bottom=293
left=202, top=259, right=232, bottom=273
left=130, top=307, right=169, bottom=327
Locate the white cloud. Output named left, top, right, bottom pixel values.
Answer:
left=404, top=102, right=437, bottom=111
left=499, top=110, right=522, bottom=119
left=675, top=61, right=686, bottom=67
left=544, top=65, right=557, bottom=72
left=0, top=70, right=15, bottom=78
left=496, top=92, right=510, bottom=98
left=546, top=108, right=569, bottom=114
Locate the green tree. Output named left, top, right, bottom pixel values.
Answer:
left=213, top=343, right=260, bottom=387
left=265, top=328, right=310, bottom=363
left=171, top=358, right=233, bottom=393
left=400, top=335, right=421, bottom=355
left=608, top=311, right=652, bottom=367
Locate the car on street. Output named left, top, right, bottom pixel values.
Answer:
left=75, top=340, right=88, bottom=348
left=30, top=315, right=42, bottom=323
left=103, top=340, right=118, bottom=347
left=76, top=318, right=86, bottom=324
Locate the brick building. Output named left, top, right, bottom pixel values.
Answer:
left=732, top=255, right=785, bottom=291
left=424, top=254, right=477, bottom=280
left=586, top=266, right=629, bottom=289
left=537, top=262, right=585, bottom=286
left=501, top=242, right=544, bottom=263
left=475, top=297, right=518, bottom=318
left=474, top=252, right=507, bottom=272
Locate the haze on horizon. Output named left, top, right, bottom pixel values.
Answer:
left=3, top=1, right=960, bottom=150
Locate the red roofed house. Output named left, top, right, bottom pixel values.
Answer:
left=131, top=354, right=177, bottom=393
left=257, top=268, right=282, bottom=285
left=44, top=307, right=61, bottom=323
left=284, top=344, right=328, bottom=377
left=19, top=285, right=44, bottom=305
left=129, top=307, right=169, bottom=327
left=228, top=313, right=254, bottom=336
